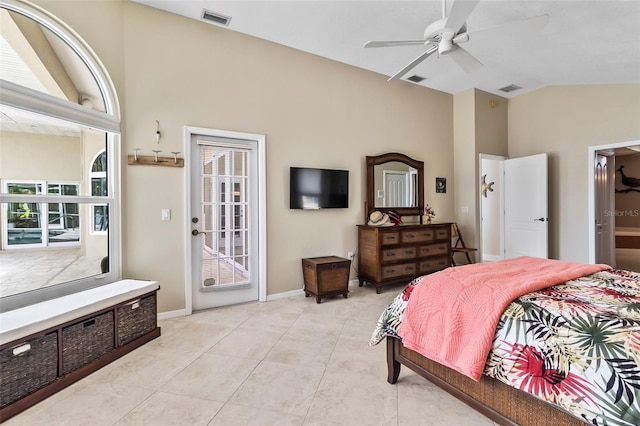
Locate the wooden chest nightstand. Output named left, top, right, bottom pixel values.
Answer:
left=301, top=256, right=351, bottom=303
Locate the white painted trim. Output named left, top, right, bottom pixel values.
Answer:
left=183, top=126, right=267, bottom=314
left=157, top=309, right=188, bottom=320
left=267, top=289, right=305, bottom=301
left=587, top=139, right=640, bottom=264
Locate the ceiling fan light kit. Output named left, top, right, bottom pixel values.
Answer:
left=364, top=0, right=549, bottom=82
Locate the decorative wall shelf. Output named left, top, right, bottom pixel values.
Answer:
left=127, top=155, right=183, bottom=167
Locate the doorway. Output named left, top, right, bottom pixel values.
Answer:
left=185, top=127, right=266, bottom=313
left=588, top=140, right=640, bottom=270
left=479, top=153, right=549, bottom=261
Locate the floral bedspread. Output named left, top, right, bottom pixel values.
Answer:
left=370, top=269, right=640, bottom=426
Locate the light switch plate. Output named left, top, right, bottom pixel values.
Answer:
left=161, top=209, right=171, bottom=221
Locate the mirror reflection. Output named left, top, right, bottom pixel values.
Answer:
left=373, top=161, right=418, bottom=208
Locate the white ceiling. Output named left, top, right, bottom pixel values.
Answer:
left=132, top=0, right=640, bottom=98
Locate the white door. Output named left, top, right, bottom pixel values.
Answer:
left=594, top=153, right=616, bottom=266
left=190, top=134, right=259, bottom=310
left=504, top=153, right=548, bottom=259
left=383, top=170, right=410, bottom=207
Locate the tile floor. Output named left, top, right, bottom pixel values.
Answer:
left=6, top=284, right=495, bottom=426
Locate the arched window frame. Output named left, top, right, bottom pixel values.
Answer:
left=0, top=0, right=121, bottom=311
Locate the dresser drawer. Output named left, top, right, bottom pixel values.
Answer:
left=418, top=242, right=449, bottom=258
left=382, top=263, right=416, bottom=279
left=380, top=231, right=400, bottom=245
left=434, top=227, right=450, bottom=240
left=401, top=229, right=434, bottom=243
left=418, top=256, right=450, bottom=274
left=382, top=247, right=416, bottom=262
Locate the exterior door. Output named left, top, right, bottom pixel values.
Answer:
left=190, top=135, right=259, bottom=310
left=594, top=153, right=616, bottom=266
left=504, top=153, right=549, bottom=259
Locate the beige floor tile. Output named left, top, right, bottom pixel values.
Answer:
left=304, top=369, right=398, bottom=426
left=239, top=310, right=301, bottom=333
left=229, top=361, right=323, bottom=415
left=114, top=391, right=224, bottom=425
left=263, top=333, right=337, bottom=369
left=5, top=382, right=152, bottom=426
left=207, top=326, right=283, bottom=360
left=161, top=353, right=259, bottom=402
left=397, top=374, right=494, bottom=425
left=209, top=403, right=305, bottom=426
left=89, top=346, right=201, bottom=390
left=151, top=321, right=235, bottom=353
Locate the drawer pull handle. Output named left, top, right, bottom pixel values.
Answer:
left=83, top=319, right=96, bottom=328
left=13, top=343, right=31, bottom=356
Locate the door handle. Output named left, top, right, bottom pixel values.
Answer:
left=534, top=217, right=547, bottom=222
left=191, top=229, right=207, bottom=236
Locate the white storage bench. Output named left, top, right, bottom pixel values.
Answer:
left=0, top=280, right=160, bottom=422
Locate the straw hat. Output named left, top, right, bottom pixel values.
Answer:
left=368, top=211, right=392, bottom=226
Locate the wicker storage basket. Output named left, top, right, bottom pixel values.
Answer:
left=0, top=332, right=58, bottom=408
left=62, top=311, right=114, bottom=375
left=117, top=294, right=157, bottom=346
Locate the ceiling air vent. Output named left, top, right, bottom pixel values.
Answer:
left=201, top=9, right=231, bottom=26
left=498, top=84, right=522, bottom=93
left=407, top=75, right=426, bottom=83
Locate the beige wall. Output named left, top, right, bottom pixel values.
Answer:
left=0, top=131, right=81, bottom=181
left=508, top=85, right=640, bottom=262
left=33, top=1, right=455, bottom=313
left=453, top=89, right=508, bottom=256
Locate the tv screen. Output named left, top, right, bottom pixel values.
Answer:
left=290, top=167, right=349, bottom=209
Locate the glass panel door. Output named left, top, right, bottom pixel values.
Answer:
left=201, top=147, right=250, bottom=288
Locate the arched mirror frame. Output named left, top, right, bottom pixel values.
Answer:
left=365, top=152, right=424, bottom=224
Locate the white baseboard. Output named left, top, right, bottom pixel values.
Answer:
left=266, top=288, right=304, bottom=301
left=158, top=309, right=188, bottom=320
left=160, top=279, right=363, bottom=315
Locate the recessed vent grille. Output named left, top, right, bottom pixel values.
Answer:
left=407, top=75, right=426, bottom=83
left=498, top=84, right=522, bottom=93
left=201, top=9, right=231, bottom=26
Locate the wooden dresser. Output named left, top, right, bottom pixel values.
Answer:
left=357, top=223, right=452, bottom=293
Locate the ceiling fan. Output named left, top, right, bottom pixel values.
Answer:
left=364, top=0, right=549, bottom=81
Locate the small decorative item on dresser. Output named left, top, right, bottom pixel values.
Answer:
left=302, top=256, right=351, bottom=303
left=424, top=204, right=436, bottom=224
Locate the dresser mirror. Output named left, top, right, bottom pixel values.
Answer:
left=365, top=153, right=424, bottom=223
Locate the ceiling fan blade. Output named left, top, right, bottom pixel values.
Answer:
left=444, top=0, right=480, bottom=33
left=464, top=14, right=550, bottom=40
left=388, top=45, right=438, bottom=81
left=364, top=40, right=427, bottom=48
left=448, top=46, right=483, bottom=73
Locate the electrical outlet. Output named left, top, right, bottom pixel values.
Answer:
left=347, top=251, right=354, bottom=259
left=461, top=206, right=469, bottom=214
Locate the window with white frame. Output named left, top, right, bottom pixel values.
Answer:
left=0, top=0, right=120, bottom=312
left=90, top=151, right=108, bottom=233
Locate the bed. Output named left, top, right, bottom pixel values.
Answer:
left=370, top=256, right=640, bottom=426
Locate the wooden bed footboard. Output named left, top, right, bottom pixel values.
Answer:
left=386, top=336, right=586, bottom=426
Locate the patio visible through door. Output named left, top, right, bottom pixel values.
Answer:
left=190, top=134, right=260, bottom=310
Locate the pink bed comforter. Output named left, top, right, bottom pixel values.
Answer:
left=397, top=256, right=611, bottom=381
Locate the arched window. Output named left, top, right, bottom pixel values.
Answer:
left=0, top=0, right=121, bottom=311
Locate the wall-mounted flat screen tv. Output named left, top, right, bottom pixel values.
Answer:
left=290, top=167, right=349, bottom=209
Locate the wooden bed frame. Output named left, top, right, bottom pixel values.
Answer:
left=386, top=336, right=586, bottom=426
